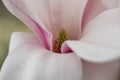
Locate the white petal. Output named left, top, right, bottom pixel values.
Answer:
left=0, top=40, right=82, bottom=80
left=66, top=8, right=120, bottom=63
left=82, top=60, right=120, bottom=80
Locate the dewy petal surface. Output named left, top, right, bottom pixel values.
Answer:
left=66, top=8, right=120, bottom=63
left=0, top=32, right=82, bottom=80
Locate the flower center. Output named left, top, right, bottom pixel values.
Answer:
left=53, top=29, right=68, bottom=53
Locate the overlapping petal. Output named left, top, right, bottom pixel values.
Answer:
left=49, top=0, right=88, bottom=40
left=66, top=8, right=120, bottom=62
left=0, top=32, right=82, bottom=80
left=9, top=32, right=38, bottom=53
left=2, top=0, right=88, bottom=50
left=2, top=0, right=52, bottom=50
left=1, top=0, right=120, bottom=80
left=101, top=0, right=120, bottom=8
left=82, top=0, right=107, bottom=30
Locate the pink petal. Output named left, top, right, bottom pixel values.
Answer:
left=9, top=32, right=39, bottom=53
left=50, top=0, right=88, bottom=40
left=82, top=0, right=107, bottom=30
left=66, top=8, right=120, bottom=62
left=0, top=33, right=82, bottom=80
left=101, top=0, right=120, bottom=8
left=2, top=0, right=52, bottom=50
left=82, top=60, right=120, bottom=80
left=2, top=0, right=88, bottom=49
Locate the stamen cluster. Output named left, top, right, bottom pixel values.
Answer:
left=53, top=29, right=68, bottom=53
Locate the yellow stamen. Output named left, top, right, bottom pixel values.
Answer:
left=53, top=29, right=68, bottom=53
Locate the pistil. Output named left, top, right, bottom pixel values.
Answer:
left=53, top=29, right=68, bottom=53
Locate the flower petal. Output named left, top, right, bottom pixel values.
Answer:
left=0, top=40, right=82, bottom=80
left=82, top=0, right=107, bottom=29
left=50, top=0, right=88, bottom=40
left=66, top=8, right=120, bottom=63
left=82, top=60, right=120, bottom=80
left=101, top=0, right=120, bottom=8
left=9, top=32, right=39, bottom=53
left=2, top=0, right=52, bottom=50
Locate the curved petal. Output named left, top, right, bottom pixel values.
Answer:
left=0, top=33, right=82, bottom=80
left=9, top=32, right=39, bottom=53
left=2, top=0, right=52, bottom=50
left=2, top=0, right=88, bottom=49
left=83, top=0, right=120, bottom=28
left=50, top=0, right=88, bottom=40
left=101, top=0, right=120, bottom=8
left=66, top=8, right=120, bottom=63
left=82, top=0, right=107, bottom=30
left=82, top=60, right=120, bottom=80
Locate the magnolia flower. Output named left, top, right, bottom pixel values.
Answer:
left=0, top=0, right=120, bottom=80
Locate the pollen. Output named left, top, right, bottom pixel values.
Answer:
left=53, top=29, right=68, bottom=53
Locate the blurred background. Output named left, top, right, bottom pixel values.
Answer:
left=0, top=0, right=30, bottom=68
